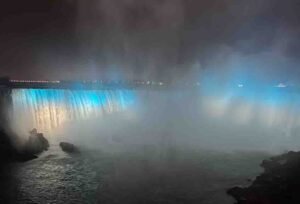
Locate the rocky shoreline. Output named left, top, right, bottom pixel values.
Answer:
left=228, top=151, right=300, bottom=204
left=0, top=128, right=49, bottom=164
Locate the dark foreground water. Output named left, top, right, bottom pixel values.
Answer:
left=0, top=144, right=270, bottom=204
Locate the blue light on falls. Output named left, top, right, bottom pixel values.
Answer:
left=11, top=89, right=136, bottom=133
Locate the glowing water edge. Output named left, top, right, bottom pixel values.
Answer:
left=11, top=89, right=136, bottom=134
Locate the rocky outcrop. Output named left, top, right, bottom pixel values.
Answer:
left=0, top=129, right=17, bottom=163
left=0, top=129, right=39, bottom=163
left=59, top=142, right=79, bottom=153
left=23, top=129, right=49, bottom=155
left=228, top=151, right=300, bottom=204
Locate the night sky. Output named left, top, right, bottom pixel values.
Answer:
left=0, top=0, right=300, bottom=82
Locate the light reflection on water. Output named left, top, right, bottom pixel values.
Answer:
left=10, top=145, right=103, bottom=204
left=0, top=145, right=270, bottom=204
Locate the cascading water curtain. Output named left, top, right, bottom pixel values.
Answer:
left=11, top=89, right=136, bottom=134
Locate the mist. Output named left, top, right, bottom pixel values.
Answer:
left=2, top=0, right=300, bottom=203
left=8, top=86, right=300, bottom=154
left=1, top=0, right=300, bottom=83
left=68, top=93, right=300, bottom=153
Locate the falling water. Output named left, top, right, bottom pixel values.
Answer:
left=10, top=89, right=136, bottom=134
left=7, top=85, right=300, bottom=151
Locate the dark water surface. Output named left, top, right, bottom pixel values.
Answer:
left=0, top=145, right=270, bottom=204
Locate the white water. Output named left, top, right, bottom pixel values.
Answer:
left=10, top=89, right=136, bottom=135
left=8, top=88, right=300, bottom=152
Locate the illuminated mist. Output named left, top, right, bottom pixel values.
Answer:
left=10, top=89, right=136, bottom=135
left=1, top=1, right=300, bottom=203
left=8, top=82, right=300, bottom=153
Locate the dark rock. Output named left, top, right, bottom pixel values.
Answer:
left=228, top=151, right=300, bottom=204
left=0, top=90, right=39, bottom=163
left=59, top=142, right=79, bottom=153
left=23, top=129, right=49, bottom=155
left=0, top=128, right=39, bottom=163
left=0, top=129, right=17, bottom=164
left=14, top=152, right=38, bottom=162
left=227, top=187, right=246, bottom=201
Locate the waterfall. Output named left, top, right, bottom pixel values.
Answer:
left=10, top=89, right=136, bottom=134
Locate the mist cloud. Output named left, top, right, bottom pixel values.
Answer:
left=0, top=0, right=299, bottom=82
